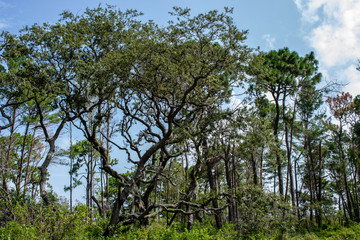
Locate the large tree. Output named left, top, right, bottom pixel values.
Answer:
left=248, top=48, right=322, bottom=206
left=26, top=6, right=250, bottom=235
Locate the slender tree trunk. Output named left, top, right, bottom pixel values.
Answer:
left=184, top=145, right=200, bottom=231
left=283, top=94, right=295, bottom=209
left=344, top=173, right=354, bottom=221
left=86, top=159, right=90, bottom=215
left=231, top=153, right=238, bottom=223
left=106, top=104, right=111, bottom=207
left=205, top=159, right=223, bottom=229
left=273, top=92, right=283, bottom=196
left=251, top=153, right=258, bottom=186
left=315, top=141, right=322, bottom=226
left=3, top=108, right=16, bottom=193
left=340, top=193, right=349, bottom=223
left=224, top=157, right=234, bottom=223
left=69, top=122, right=73, bottom=212
left=308, top=144, right=316, bottom=223
left=295, top=154, right=300, bottom=219
left=23, top=128, right=36, bottom=201
left=90, top=145, right=94, bottom=220
left=260, top=146, right=264, bottom=187
left=16, top=120, right=30, bottom=198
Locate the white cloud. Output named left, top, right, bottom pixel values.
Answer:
left=341, top=65, right=360, bottom=96
left=295, top=0, right=360, bottom=95
left=296, top=0, right=360, bottom=67
left=294, top=0, right=327, bottom=23
left=310, top=24, right=360, bottom=67
left=263, top=34, right=276, bottom=50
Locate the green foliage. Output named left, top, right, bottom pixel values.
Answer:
left=2, top=3, right=360, bottom=239
left=1, top=199, right=360, bottom=239
left=0, top=202, right=90, bottom=240
left=235, top=185, right=296, bottom=238
left=0, top=221, right=37, bottom=240
left=111, top=221, right=237, bottom=240
left=286, top=222, right=360, bottom=240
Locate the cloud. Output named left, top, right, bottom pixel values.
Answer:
left=341, top=64, right=360, bottom=96
left=294, top=0, right=360, bottom=96
left=294, top=0, right=327, bottom=23
left=296, top=0, right=360, bottom=67
left=263, top=34, right=276, bottom=50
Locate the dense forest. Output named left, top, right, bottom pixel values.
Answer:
left=1, top=6, right=360, bottom=239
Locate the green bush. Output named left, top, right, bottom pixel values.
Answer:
left=0, top=202, right=93, bottom=240
left=112, top=221, right=237, bottom=240
left=0, top=221, right=38, bottom=240
left=286, top=222, right=360, bottom=240
left=2, top=199, right=360, bottom=239
left=235, top=185, right=296, bottom=238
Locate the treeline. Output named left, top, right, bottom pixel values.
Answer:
left=1, top=6, right=360, bottom=239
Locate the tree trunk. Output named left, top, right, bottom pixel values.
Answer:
left=273, top=93, right=283, bottom=196
left=23, top=127, right=36, bottom=201
left=70, top=122, right=73, bottom=212
left=16, top=118, right=30, bottom=198
left=224, top=157, right=235, bottom=223
left=251, top=153, right=258, bottom=186
left=39, top=140, right=56, bottom=205
left=205, top=159, right=223, bottom=229
left=3, top=108, right=16, bottom=193
left=316, top=140, right=323, bottom=227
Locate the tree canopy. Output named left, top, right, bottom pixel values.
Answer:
left=1, top=5, right=360, bottom=239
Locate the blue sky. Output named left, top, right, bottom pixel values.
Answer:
left=1, top=0, right=360, bottom=202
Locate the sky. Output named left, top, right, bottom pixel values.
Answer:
left=1, top=0, right=360, bottom=202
